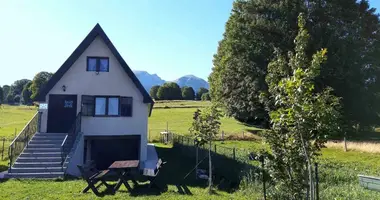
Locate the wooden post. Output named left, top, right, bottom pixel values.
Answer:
left=214, top=144, right=217, bottom=153
left=233, top=148, right=236, bottom=160
left=1, top=138, right=4, bottom=160
left=344, top=132, right=347, bottom=152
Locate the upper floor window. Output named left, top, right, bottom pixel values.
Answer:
left=87, top=57, right=109, bottom=72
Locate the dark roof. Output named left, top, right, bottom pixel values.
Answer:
left=36, top=24, right=154, bottom=115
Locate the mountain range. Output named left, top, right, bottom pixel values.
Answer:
left=133, top=70, right=209, bottom=92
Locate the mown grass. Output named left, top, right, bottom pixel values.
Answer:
left=0, top=105, right=37, bottom=139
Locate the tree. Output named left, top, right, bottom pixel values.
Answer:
left=149, top=85, right=160, bottom=100
left=210, top=0, right=380, bottom=132
left=2, top=85, right=10, bottom=103
left=22, top=81, right=33, bottom=105
left=0, top=86, right=3, bottom=104
left=10, top=79, right=31, bottom=95
left=196, top=87, right=209, bottom=100
left=189, top=106, right=221, bottom=193
left=30, top=71, right=53, bottom=100
left=6, top=87, right=16, bottom=104
left=181, top=86, right=195, bottom=100
left=156, top=82, right=182, bottom=100
left=13, top=95, right=21, bottom=104
left=263, top=14, right=341, bottom=199
left=201, top=93, right=211, bottom=101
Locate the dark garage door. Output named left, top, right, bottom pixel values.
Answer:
left=47, top=94, right=77, bottom=133
left=87, top=135, right=140, bottom=170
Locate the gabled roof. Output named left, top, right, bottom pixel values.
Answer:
left=36, top=24, right=154, bottom=113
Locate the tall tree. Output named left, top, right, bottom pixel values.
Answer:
left=149, top=85, right=160, bottom=100
left=181, top=86, right=195, bottom=100
left=10, top=79, right=31, bottom=95
left=30, top=71, right=53, bottom=100
left=157, top=82, right=182, bottom=100
left=210, top=0, right=380, bottom=132
left=0, top=86, right=3, bottom=104
left=263, top=14, right=341, bottom=199
left=21, top=81, right=33, bottom=105
left=2, top=85, right=10, bottom=103
left=196, top=87, right=209, bottom=100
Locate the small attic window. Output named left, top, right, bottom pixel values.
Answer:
left=87, top=57, right=109, bottom=72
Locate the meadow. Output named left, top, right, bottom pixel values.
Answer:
left=1, top=102, right=380, bottom=199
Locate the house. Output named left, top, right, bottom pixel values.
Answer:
left=7, top=24, right=154, bottom=178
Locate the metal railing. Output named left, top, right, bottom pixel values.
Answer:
left=61, top=112, right=82, bottom=168
left=8, top=112, right=40, bottom=172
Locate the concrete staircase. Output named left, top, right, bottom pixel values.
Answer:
left=7, top=132, right=71, bottom=179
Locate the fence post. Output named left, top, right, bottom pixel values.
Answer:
left=214, top=144, right=217, bottom=153
left=233, top=148, right=236, bottom=160
left=262, top=156, right=266, bottom=200
left=221, top=131, right=224, bottom=143
left=315, top=162, right=319, bottom=200
left=1, top=138, right=4, bottom=160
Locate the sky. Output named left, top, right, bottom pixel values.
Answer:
left=0, top=0, right=379, bottom=86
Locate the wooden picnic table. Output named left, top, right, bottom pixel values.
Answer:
left=108, top=160, right=140, bottom=192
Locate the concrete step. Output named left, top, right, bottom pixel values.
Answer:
left=6, top=172, right=64, bottom=179
left=35, top=132, right=67, bottom=136
left=27, top=144, right=62, bottom=148
left=33, top=136, right=66, bottom=140
left=10, top=167, right=64, bottom=173
left=29, top=139, right=71, bottom=144
left=17, top=157, right=62, bottom=162
left=13, top=162, right=62, bottom=168
left=24, top=148, right=61, bottom=153
left=21, top=152, right=62, bottom=157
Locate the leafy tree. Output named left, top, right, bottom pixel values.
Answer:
left=196, top=87, right=208, bottom=100
left=189, top=106, right=221, bottom=193
left=201, top=93, right=211, bottom=101
left=149, top=85, right=160, bottom=100
left=210, top=0, right=380, bottom=132
left=10, top=79, right=31, bottom=95
left=0, top=86, right=3, bottom=104
left=263, top=14, right=341, bottom=199
left=30, top=71, right=53, bottom=100
left=181, top=86, right=195, bottom=100
left=21, top=81, right=33, bottom=105
left=6, top=87, right=16, bottom=104
left=156, top=82, right=182, bottom=100
left=13, top=95, right=21, bottom=104
left=2, top=85, right=10, bottom=103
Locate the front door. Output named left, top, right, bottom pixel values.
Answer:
left=47, top=94, right=77, bottom=133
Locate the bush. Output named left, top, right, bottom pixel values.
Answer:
left=201, top=93, right=211, bottom=101
left=181, top=86, right=195, bottom=100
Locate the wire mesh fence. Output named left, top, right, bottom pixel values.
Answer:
left=0, top=138, right=12, bottom=161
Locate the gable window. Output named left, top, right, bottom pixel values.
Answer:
left=87, top=57, right=109, bottom=72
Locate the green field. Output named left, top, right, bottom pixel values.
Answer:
left=1, top=102, right=380, bottom=199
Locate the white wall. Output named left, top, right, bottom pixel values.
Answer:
left=39, top=36, right=149, bottom=166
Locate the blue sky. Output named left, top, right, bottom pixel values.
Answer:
left=0, top=0, right=379, bottom=86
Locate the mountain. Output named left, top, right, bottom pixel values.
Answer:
left=133, top=70, right=165, bottom=92
left=133, top=71, right=209, bottom=92
left=174, top=75, right=209, bottom=92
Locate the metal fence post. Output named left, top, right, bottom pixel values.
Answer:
left=315, top=162, right=319, bottom=200
left=262, top=156, right=266, bottom=200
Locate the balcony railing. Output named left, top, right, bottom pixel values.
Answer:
left=61, top=112, right=82, bottom=168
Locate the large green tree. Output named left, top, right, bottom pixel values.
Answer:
left=2, top=85, right=10, bottom=103
left=156, top=82, right=182, bottom=100
left=22, top=81, right=33, bottom=105
left=30, top=71, right=53, bottom=100
left=196, top=87, right=209, bottom=100
left=149, top=85, right=160, bottom=100
left=10, top=79, right=31, bottom=95
left=181, top=86, right=195, bottom=100
left=210, top=0, right=380, bottom=132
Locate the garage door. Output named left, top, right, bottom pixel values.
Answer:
left=86, top=135, right=140, bottom=170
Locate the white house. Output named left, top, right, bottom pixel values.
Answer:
left=8, top=24, right=154, bottom=178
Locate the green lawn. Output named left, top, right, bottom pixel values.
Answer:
left=0, top=105, right=37, bottom=139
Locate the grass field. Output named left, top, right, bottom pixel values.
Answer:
left=2, top=101, right=380, bottom=199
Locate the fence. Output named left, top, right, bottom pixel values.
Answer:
left=0, top=138, right=12, bottom=162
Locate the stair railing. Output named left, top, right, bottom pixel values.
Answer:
left=8, top=112, right=40, bottom=173
left=61, top=112, right=81, bottom=168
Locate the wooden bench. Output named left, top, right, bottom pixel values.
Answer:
left=77, top=161, right=113, bottom=196
left=143, top=159, right=165, bottom=188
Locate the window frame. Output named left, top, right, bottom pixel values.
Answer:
left=86, top=57, right=109, bottom=72
left=94, top=96, right=120, bottom=117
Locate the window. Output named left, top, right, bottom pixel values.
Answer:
left=120, top=97, right=133, bottom=117
left=81, top=96, right=132, bottom=117
left=87, top=57, right=109, bottom=72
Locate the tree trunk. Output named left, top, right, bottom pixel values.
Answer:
left=208, top=140, right=212, bottom=194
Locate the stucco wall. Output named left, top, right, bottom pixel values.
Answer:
left=39, top=36, right=149, bottom=165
